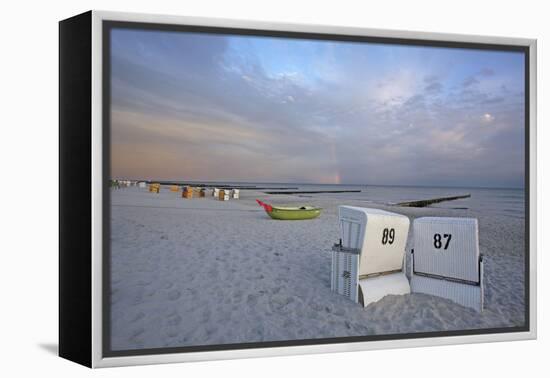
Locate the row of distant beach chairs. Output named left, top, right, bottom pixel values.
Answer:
left=110, top=179, right=134, bottom=188
left=146, top=183, right=240, bottom=201
left=110, top=180, right=241, bottom=200
left=332, top=206, right=484, bottom=312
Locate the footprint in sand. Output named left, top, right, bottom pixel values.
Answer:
left=233, top=290, right=244, bottom=302
left=166, top=308, right=178, bottom=316
left=246, top=293, right=259, bottom=306
left=205, top=325, right=218, bottom=337
left=166, top=314, right=182, bottom=326
left=207, top=268, right=219, bottom=279
left=309, top=302, right=323, bottom=312
left=132, top=294, right=144, bottom=305
left=129, top=327, right=145, bottom=341
left=270, top=295, right=293, bottom=311
left=332, top=308, right=345, bottom=316
left=202, top=308, right=211, bottom=322
left=163, top=281, right=174, bottom=289
left=164, top=327, right=179, bottom=338
left=131, top=312, right=145, bottom=323
left=167, top=290, right=181, bottom=301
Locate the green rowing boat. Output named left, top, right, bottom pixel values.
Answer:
left=256, top=199, right=322, bottom=220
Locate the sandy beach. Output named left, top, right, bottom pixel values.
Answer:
left=109, top=185, right=525, bottom=351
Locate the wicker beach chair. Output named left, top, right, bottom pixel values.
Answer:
left=218, top=189, right=229, bottom=201
left=331, top=206, right=411, bottom=307
left=410, top=217, right=484, bottom=312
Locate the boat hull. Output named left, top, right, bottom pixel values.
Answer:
left=266, top=207, right=322, bottom=220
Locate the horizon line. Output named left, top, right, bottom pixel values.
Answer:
left=111, top=177, right=525, bottom=191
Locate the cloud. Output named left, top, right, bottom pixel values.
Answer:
left=109, top=30, right=526, bottom=188
left=462, top=67, right=497, bottom=89
left=482, top=113, right=495, bottom=122
left=425, top=81, right=443, bottom=93
left=462, top=76, right=479, bottom=88
left=479, top=67, right=495, bottom=76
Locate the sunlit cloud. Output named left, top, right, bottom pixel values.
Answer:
left=482, top=113, right=495, bottom=122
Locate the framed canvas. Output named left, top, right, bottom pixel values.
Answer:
left=59, top=10, right=537, bottom=368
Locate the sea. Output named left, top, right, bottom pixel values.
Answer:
left=167, top=181, right=526, bottom=219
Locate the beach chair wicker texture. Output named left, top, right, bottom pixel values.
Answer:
left=410, top=267, right=483, bottom=310
left=331, top=248, right=359, bottom=303
left=413, top=217, right=479, bottom=282
left=410, top=217, right=484, bottom=311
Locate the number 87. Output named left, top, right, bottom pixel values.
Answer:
left=433, top=233, right=452, bottom=249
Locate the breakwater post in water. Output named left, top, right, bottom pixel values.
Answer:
left=396, top=194, right=471, bottom=208
left=264, top=190, right=362, bottom=195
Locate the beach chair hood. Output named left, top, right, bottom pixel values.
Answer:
left=339, top=206, right=409, bottom=276
left=413, top=217, right=479, bottom=283
left=410, top=217, right=484, bottom=311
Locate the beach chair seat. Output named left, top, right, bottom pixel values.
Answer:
left=331, top=206, right=410, bottom=307
left=410, top=217, right=484, bottom=311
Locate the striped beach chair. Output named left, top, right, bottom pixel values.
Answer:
left=410, top=217, right=484, bottom=312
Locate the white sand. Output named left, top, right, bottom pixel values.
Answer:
left=110, top=187, right=525, bottom=350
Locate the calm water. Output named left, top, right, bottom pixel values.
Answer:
left=168, top=180, right=526, bottom=219
left=252, top=183, right=522, bottom=219
left=291, top=184, right=525, bottom=219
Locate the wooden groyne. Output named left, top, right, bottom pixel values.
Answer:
left=396, top=194, right=471, bottom=208
left=150, top=182, right=298, bottom=190
left=264, top=190, right=362, bottom=195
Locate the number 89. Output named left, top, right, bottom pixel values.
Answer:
left=381, top=228, right=395, bottom=245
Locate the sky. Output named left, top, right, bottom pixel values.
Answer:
left=110, top=28, right=526, bottom=188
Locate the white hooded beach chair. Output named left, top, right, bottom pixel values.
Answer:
left=410, top=217, right=484, bottom=312
left=331, top=206, right=411, bottom=307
